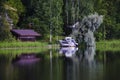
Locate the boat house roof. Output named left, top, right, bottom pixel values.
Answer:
left=11, top=29, right=41, bottom=36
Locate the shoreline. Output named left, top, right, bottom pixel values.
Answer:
left=0, top=40, right=120, bottom=51
left=0, top=44, right=60, bottom=50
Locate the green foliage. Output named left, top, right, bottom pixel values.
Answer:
left=63, top=0, right=95, bottom=35
left=94, top=0, right=120, bottom=40
left=96, top=40, right=120, bottom=51
left=6, top=0, right=25, bottom=14
left=7, top=10, right=19, bottom=25
left=95, top=32, right=103, bottom=41
left=0, top=0, right=25, bottom=41
left=0, top=41, right=48, bottom=48
left=0, top=16, right=14, bottom=41
left=5, top=0, right=25, bottom=26
left=20, top=0, right=63, bottom=40
left=0, top=0, right=120, bottom=41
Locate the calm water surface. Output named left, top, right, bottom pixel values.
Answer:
left=0, top=47, right=120, bottom=80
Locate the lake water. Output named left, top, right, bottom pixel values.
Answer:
left=0, top=47, right=120, bottom=80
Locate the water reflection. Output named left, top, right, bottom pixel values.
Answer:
left=12, top=53, right=40, bottom=66
left=62, top=47, right=104, bottom=80
left=0, top=48, right=120, bottom=80
left=59, top=46, right=96, bottom=65
left=82, top=47, right=96, bottom=67
left=59, top=47, right=78, bottom=57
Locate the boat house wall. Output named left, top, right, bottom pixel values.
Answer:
left=11, top=29, right=41, bottom=41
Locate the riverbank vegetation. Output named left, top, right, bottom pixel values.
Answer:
left=0, top=0, right=120, bottom=41
left=96, top=40, right=120, bottom=51
left=0, top=40, right=120, bottom=52
left=0, top=0, right=120, bottom=51
left=0, top=41, right=48, bottom=48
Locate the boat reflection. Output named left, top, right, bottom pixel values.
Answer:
left=63, top=47, right=102, bottom=80
left=59, top=47, right=78, bottom=58
left=12, top=53, right=40, bottom=66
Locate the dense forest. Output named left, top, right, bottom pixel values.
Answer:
left=0, top=0, right=120, bottom=41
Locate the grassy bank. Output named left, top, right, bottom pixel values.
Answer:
left=0, top=48, right=47, bottom=54
left=0, top=41, right=48, bottom=49
left=96, top=40, right=120, bottom=51
left=0, top=40, right=120, bottom=51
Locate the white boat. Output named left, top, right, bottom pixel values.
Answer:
left=59, top=37, right=78, bottom=47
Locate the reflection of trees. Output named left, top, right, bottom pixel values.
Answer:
left=63, top=47, right=104, bottom=80
left=62, top=46, right=96, bottom=65
left=82, top=47, right=96, bottom=67
left=0, top=54, right=20, bottom=80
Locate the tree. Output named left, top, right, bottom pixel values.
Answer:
left=63, top=0, right=95, bottom=36
left=20, top=0, right=63, bottom=40
left=93, top=0, right=120, bottom=40
left=0, top=16, right=13, bottom=41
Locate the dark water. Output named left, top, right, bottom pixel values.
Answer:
left=0, top=47, right=120, bottom=80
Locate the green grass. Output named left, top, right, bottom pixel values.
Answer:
left=0, top=41, right=59, bottom=59
left=0, top=41, right=48, bottom=48
left=0, top=48, right=48, bottom=54
left=0, top=40, right=120, bottom=52
left=96, top=40, right=120, bottom=51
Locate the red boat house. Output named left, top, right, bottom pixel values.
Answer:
left=11, top=29, right=41, bottom=41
